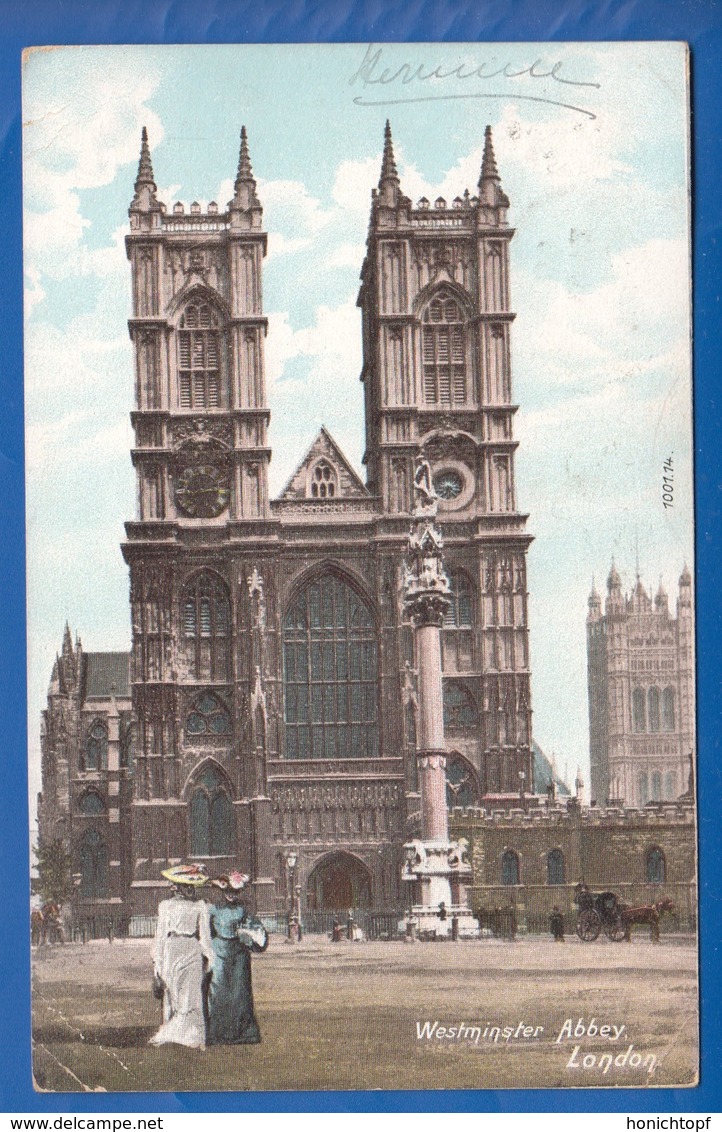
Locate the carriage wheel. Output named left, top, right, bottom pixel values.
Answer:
left=606, top=916, right=627, bottom=942
left=576, top=910, right=601, bottom=941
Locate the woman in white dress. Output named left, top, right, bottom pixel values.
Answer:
left=150, top=864, right=213, bottom=1049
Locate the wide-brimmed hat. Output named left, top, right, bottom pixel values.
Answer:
left=211, top=870, right=249, bottom=891
left=161, top=863, right=208, bottom=887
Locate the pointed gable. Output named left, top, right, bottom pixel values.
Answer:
left=277, top=427, right=369, bottom=502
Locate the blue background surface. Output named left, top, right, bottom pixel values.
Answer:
left=1, top=0, right=720, bottom=1114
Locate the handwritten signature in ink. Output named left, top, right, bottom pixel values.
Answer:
left=349, top=44, right=601, bottom=120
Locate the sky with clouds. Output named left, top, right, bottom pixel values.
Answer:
left=23, top=42, right=693, bottom=813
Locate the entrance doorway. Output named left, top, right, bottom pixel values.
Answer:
left=307, top=852, right=372, bottom=910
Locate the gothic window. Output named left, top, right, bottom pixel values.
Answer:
left=638, top=772, right=649, bottom=806
left=651, top=770, right=662, bottom=801
left=632, top=688, right=646, bottom=732
left=664, top=771, right=676, bottom=800
left=646, top=846, right=666, bottom=884
left=79, top=830, right=109, bottom=898
left=177, top=302, right=222, bottom=409
left=662, top=687, right=675, bottom=731
left=501, top=849, right=520, bottom=886
left=120, top=718, right=135, bottom=769
left=181, top=572, right=231, bottom=682
left=79, top=790, right=104, bottom=815
left=310, top=460, right=337, bottom=499
left=445, top=754, right=480, bottom=808
left=421, top=290, right=467, bottom=405
left=648, top=687, right=661, bottom=732
left=283, top=573, right=379, bottom=760
left=442, top=567, right=474, bottom=671
left=84, top=721, right=108, bottom=772
left=443, top=682, right=478, bottom=732
left=547, top=848, right=565, bottom=886
left=189, top=766, right=235, bottom=856
left=185, top=692, right=232, bottom=737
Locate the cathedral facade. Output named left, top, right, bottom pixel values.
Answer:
left=38, top=123, right=536, bottom=925
left=586, top=565, right=695, bottom=809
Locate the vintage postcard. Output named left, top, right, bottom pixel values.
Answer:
left=23, top=42, right=697, bottom=1092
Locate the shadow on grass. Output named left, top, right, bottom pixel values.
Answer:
left=33, top=1024, right=156, bottom=1047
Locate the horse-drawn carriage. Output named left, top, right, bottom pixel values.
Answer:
left=573, top=884, right=675, bottom=943
left=574, top=885, right=627, bottom=941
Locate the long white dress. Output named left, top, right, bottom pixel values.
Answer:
left=150, top=896, right=213, bottom=1049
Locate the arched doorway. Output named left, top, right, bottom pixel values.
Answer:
left=307, top=852, right=372, bottom=910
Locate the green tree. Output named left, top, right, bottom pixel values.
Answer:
left=31, top=838, right=73, bottom=904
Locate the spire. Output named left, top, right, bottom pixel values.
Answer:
left=379, top=119, right=399, bottom=186
left=478, top=125, right=500, bottom=186
left=229, top=125, right=261, bottom=215
left=235, top=125, right=255, bottom=189
left=607, top=560, right=621, bottom=591
left=130, top=127, right=160, bottom=214
left=62, top=622, right=73, bottom=656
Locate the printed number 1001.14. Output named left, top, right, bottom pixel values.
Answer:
left=662, top=456, right=674, bottom=509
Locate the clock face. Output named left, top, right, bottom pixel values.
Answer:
left=175, top=464, right=230, bottom=518
left=433, top=468, right=464, bottom=501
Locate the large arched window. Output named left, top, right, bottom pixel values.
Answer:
left=632, top=688, right=646, bottom=732
left=442, top=567, right=474, bottom=671
left=79, top=790, right=104, bottom=815
left=181, top=572, right=230, bottom=681
left=501, top=850, right=520, bottom=886
left=283, top=573, right=378, bottom=760
left=662, top=687, right=675, bottom=731
left=189, top=765, right=234, bottom=856
left=651, top=770, right=662, bottom=801
left=445, top=754, right=480, bottom=808
left=177, top=301, right=222, bottom=409
left=79, top=830, right=109, bottom=898
left=638, top=772, right=649, bottom=806
left=443, top=681, right=478, bottom=732
left=84, top=721, right=108, bottom=772
left=421, top=289, right=467, bottom=405
left=646, top=846, right=666, bottom=884
left=547, top=848, right=565, bottom=886
left=648, top=687, right=660, bottom=733
left=185, top=692, right=232, bottom=738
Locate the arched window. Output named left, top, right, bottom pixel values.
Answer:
left=547, top=848, right=565, bottom=886
left=646, top=846, right=666, bottom=884
left=79, top=790, right=104, bottom=815
left=651, top=770, right=662, bottom=801
left=442, top=568, right=474, bottom=671
left=120, top=719, right=135, bottom=770
left=310, top=460, right=337, bottom=499
left=79, top=830, right=109, bottom=898
left=445, top=755, right=480, bottom=808
left=189, top=766, right=234, bottom=856
left=501, top=850, right=520, bottom=886
left=648, top=687, right=660, bottom=732
left=283, top=573, right=378, bottom=760
left=443, top=682, right=478, bottom=731
left=185, top=692, right=232, bottom=738
left=632, top=688, right=646, bottom=732
left=664, top=771, right=676, bottom=800
left=421, top=289, right=467, bottom=405
left=662, top=687, right=675, bottom=731
left=84, top=721, right=108, bottom=772
left=177, top=301, right=222, bottom=409
left=181, top=572, right=230, bottom=681
left=638, top=772, right=649, bottom=806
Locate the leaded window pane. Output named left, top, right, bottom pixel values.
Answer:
left=421, top=289, right=467, bottom=405
left=283, top=574, right=378, bottom=759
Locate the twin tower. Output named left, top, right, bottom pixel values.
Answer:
left=78, top=121, right=534, bottom=919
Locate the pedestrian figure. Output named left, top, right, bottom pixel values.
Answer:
left=550, top=905, right=565, bottom=942
left=206, top=872, right=268, bottom=1045
left=150, top=864, right=213, bottom=1049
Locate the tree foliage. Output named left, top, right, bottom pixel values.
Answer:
left=32, top=838, right=73, bottom=904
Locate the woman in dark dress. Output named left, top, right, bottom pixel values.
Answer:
left=206, top=871, right=269, bottom=1045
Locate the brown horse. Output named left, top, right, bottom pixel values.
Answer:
left=620, top=897, right=674, bottom=942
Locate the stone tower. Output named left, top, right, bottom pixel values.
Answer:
left=122, top=127, right=276, bottom=914
left=587, top=564, right=695, bottom=807
left=358, top=122, right=534, bottom=797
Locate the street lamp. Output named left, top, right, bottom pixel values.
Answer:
left=285, top=850, right=298, bottom=938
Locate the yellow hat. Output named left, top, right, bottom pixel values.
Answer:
left=161, top=863, right=208, bottom=887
